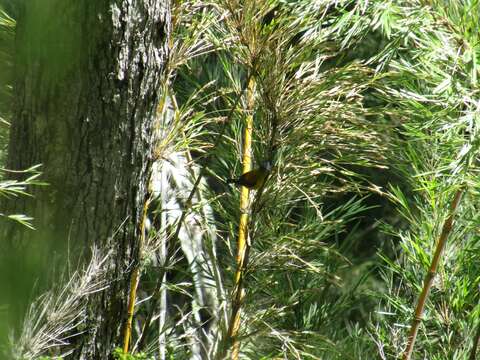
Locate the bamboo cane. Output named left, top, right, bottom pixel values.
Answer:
left=227, top=76, right=256, bottom=360
left=402, top=188, right=463, bottom=360
left=123, top=195, right=151, bottom=354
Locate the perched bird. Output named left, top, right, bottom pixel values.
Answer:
left=227, top=162, right=272, bottom=190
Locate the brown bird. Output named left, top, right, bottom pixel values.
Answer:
left=227, top=162, right=272, bottom=190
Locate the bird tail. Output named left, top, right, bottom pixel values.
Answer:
left=226, top=178, right=238, bottom=185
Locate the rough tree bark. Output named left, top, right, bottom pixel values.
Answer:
left=3, top=0, right=170, bottom=357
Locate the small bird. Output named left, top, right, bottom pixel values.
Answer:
left=227, top=162, right=272, bottom=190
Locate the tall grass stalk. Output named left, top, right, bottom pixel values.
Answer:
left=403, top=188, right=464, bottom=360
left=226, top=75, right=256, bottom=360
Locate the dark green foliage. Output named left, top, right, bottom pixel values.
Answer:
left=0, top=4, right=14, bottom=164
left=113, top=348, right=154, bottom=360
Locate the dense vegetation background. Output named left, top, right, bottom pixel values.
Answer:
left=1, top=0, right=479, bottom=359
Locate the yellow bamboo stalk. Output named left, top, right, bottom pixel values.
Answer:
left=227, top=75, right=256, bottom=360
left=402, top=188, right=463, bottom=360
left=122, top=195, right=151, bottom=354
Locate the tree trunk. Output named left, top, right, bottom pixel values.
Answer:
left=3, top=0, right=169, bottom=357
